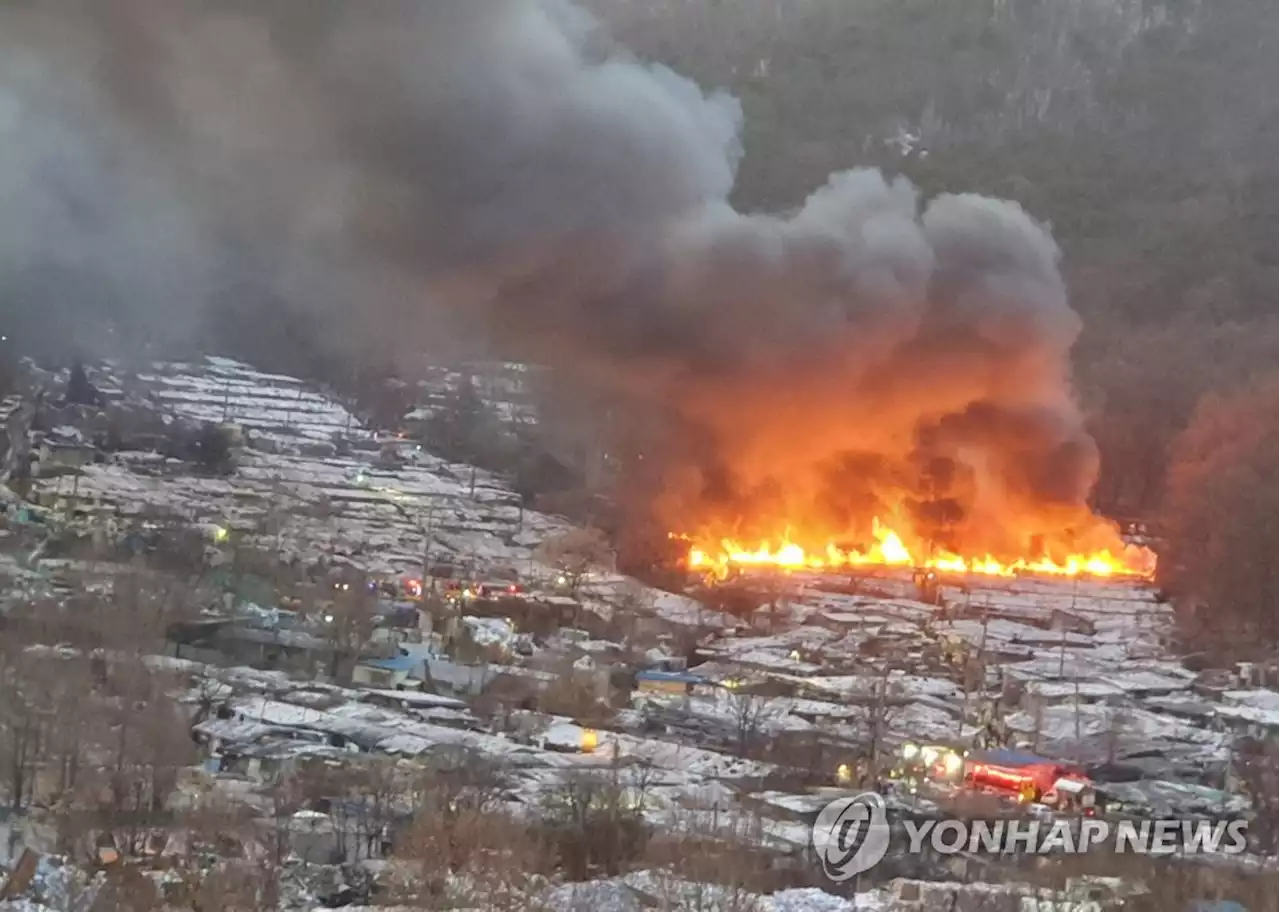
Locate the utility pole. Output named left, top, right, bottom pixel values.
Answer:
left=67, top=471, right=80, bottom=520
left=1058, top=626, right=1068, bottom=680
left=420, top=501, right=436, bottom=598
left=283, top=386, right=305, bottom=432
left=1073, top=677, right=1082, bottom=762
left=959, top=601, right=990, bottom=736
left=978, top=600, right=990, bottom=662
left=867, top=660, right=892, bottom=788
left=346, top=360, right=357, bottom=435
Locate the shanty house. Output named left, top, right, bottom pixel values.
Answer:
left=351, top=653, right=420, bottom=690
left=635, top=669, right=706, bottom=696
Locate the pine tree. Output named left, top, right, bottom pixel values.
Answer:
left=65, top=362, right=100, bottom=407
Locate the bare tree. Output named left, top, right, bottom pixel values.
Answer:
left=611, top=578, right=655, bottom=645
left=1104, top=705, right=1135, bottom=764
left=535, top=528, right=615, bottom=596
left=1160, top=378, right=1278, bottom=654
left=70, top=662, right=197, bottom=861
left=725, top=690, right=769, bottom=756
left=0, top=644, right=52, bottom=812
left=856, top=663, right=903, bottom=787
left=317, top=575, right=380, bottom=680
left=171, top=790, right=278, bottom=912
left=390, top=748, right=546, bottom=910
left=537, top=656, right=612, bottom=727
left=536, top=768, right=649, bottom=881
left=332, top=755, right=406, bottom=861
left=1231, top=736, right=1278, bottom=854
left=956, top=654, right=987, bottom=737
left=87, top=866, right=163, bottom=912
left=642, top=805, right=773, bottom=911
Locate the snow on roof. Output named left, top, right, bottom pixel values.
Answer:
left=542, top=722, right=588, bottom=750
left=723, top=628, right=839, bottom=651
left=816, top=610, right=873, bottom=625
left=783, top=697, right=864, bottom=720
left=681, top=692, right=813, bottom=735
left=940, top=617, right=1060, bottom=643
left=1025, top=680, right=1124, bottom=701
left=599, top=731, right=776, bottom=780
left=1096, top=671, right=1192, bottom=693
left=1097, top=779, right=1251, bottom=815
left=231, top=698, right=330, bottom=728
left=749, top=790, right=837, bottom=816
left=653, top=592, right=732, bottom=628
left=358, top=689, right=467, bottom=709
left=192, top=719, right=278, bottom=743
left=1005, top=654, right=1109, bottom=682
left=1222, top=689, right=1280, bottom=714
left=725, top=650, right=821, bottom=675
left=1214, top=699, right=1280, bottom=729
left=1005, top=702, right=1229, bottom=757
left=461, top=616, right=515, bottom=649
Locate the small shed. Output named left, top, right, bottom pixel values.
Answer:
left=351, top=653, right=420, bottom=690
left=635, top=669, right=706, bottom=696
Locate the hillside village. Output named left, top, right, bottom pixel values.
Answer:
left=0, top=357, right=1275, bottom=911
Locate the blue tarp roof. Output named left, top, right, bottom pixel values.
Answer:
left=635, top=670, right=704, bottom=685
left=1189, top=903, right=1248, bottom=912
left=360, top=654, right=419, bottom=672
left=970, top=748, right=1056, bottom=768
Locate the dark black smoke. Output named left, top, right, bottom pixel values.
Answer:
left=0, top=0, right=1102, bottom=551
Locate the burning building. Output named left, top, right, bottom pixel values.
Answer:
left=0, top=1, right=1155, bottom=582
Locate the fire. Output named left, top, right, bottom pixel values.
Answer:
left=678, top=517, right=1155, bottom=580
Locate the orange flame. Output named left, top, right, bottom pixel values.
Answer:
left=677, top=517, right=1155, bottom=580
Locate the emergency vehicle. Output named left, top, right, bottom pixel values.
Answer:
left=1041, top=776, right=1097, bottom=813
left=887, top=741, right=967, bottom=791
left=963, top=748, right=1092, bottom=807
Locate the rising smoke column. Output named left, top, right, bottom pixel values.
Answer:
left=0, top=0, right=1103, bottom=555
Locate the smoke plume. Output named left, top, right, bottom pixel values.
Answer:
left=0, top=0, right=1107, bottom=556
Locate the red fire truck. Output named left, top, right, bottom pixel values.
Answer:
left=963, top=749, right=1092, bottom=808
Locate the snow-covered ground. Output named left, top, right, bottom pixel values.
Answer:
left=19, top=359, right=1277, bottom=778
left=28, top=357, right=576, bottom=580
left=142, top=357, right=359, bottom=442
left=4, top=355, right=1275, bottom=910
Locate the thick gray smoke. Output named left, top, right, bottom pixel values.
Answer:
left=0, top=0, right=1101, bottom=553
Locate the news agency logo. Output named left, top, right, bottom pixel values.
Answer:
left=900, top=817, right=1250, bottom=858
left=810, top=796, right=1250, bottom=882
left=811, top=792, right=892, bottom=882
